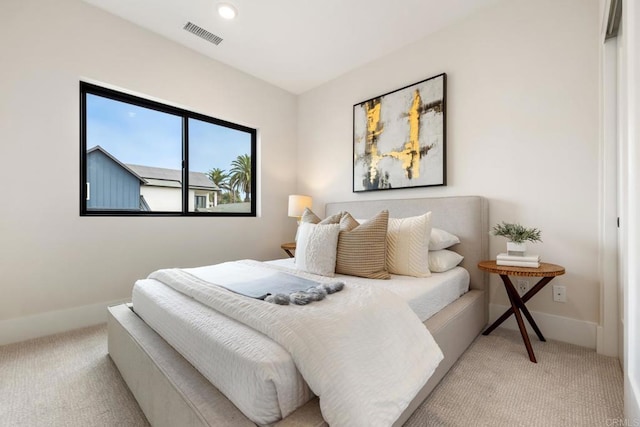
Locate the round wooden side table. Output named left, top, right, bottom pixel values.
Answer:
left=478, top=260, right=565, bottom=363
left=281, top=242, right=296, bottom=258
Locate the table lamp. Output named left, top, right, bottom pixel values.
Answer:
left=288, top=195, right=312, bottom=239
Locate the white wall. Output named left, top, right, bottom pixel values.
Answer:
left=141, top=186, right=181, bottom=212
left=298, top=0, right=600, bottom=346
left=0, top=0, right=298, bottom=344
left=621, top=0, right=640, bottom=421
left=597, top=0, right=620, bottom=358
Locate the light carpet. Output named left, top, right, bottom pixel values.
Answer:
left=406, top=328, right=623, bottom=426
left=0, top=324, right=623, bottom=426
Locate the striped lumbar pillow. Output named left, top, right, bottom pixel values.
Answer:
left=335, top=210, right=390, bottom=279
left=386, top=212, right=432, bottom=277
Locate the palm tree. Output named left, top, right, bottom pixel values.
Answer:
left=229, top=154, right=252, bottom=202
left=207, top=167, right=229, bottom=190
left=220, top=189, right=241, bottom=204
left=207, top=167, right=230, bottom=205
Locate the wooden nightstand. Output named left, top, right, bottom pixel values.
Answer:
left=478, top=260, right=565, bottom=363
left=281, top=242, right=296, bottom=258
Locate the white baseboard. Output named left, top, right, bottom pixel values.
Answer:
left=597, top=325, right=620, bottom=357
left=489, top=303, right=597, bottom=349
left=0, top=299, right=129, bottom=346
left=626, top=376, right=640, bottom=424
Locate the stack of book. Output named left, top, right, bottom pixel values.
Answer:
left=496, top=253, right=540, bottom=268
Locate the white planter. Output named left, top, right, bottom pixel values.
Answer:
left=507, top=241, right=527, bottom=256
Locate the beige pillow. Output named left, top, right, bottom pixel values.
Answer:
left=335, top=210, right=390, bottom=279
left=386, top=212, right=432, bottom=277
left=301, top=208, right=343, bottom=225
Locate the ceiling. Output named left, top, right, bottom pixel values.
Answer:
left=82, top=0, right=499, bottom=94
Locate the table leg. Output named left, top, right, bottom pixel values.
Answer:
left=501, top=275, right=537, bottom=363
left=512, top=294, right=546, bottom=342
left=483, top=276, right=555, bottom=338
left=522, top=277, right=555, bottom=304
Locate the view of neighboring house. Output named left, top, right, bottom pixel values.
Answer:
left=86, top=145, right=219, bottom=212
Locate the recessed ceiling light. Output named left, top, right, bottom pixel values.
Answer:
left=218, top=3, right=238, bottom=20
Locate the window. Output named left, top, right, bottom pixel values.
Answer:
left=80, top=82, right=257, bottom=216
left=194, top=195, right=207, bottom=209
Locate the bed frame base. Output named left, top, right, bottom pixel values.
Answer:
left=108, top=290, right=485, bottom=426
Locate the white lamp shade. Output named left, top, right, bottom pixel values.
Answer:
left=288, top=195, right=312, bottom=217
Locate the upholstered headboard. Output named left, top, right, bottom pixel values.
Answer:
left=325, top=196, right=489, bottom=293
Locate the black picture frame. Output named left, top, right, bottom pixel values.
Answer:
left=353, top=73, right=446, bottom=192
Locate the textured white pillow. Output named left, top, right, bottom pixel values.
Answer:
left=295, top=223, right=340, bottom=276
left=386, top=212, right=432, bottom=278
left=429, top=228, right=461, bottom=250
left=428, top=249, right=464, bottom=273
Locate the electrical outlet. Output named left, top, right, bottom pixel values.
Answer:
left=553, top=285, right=567, bottom=302
left=516, top=279, right=529, bottom=296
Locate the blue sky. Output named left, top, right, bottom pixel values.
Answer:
left=86, top=94, right=251, bottom=174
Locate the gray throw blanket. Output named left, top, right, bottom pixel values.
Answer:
left=216, top=271, right=344, bottom=305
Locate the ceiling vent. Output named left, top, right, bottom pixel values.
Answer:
left=183, top=22, right=223, bottom=45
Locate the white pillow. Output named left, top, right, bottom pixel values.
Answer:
left=386, top=212, right=432, bottom=278
left=428, top=249, right=464, bottom=273
left=295, top=223, right=340, bottom=276
left=429, top=228, right=461, bottom=250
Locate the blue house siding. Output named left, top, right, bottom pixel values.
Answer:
left=87, top=150, right=140, bottom=210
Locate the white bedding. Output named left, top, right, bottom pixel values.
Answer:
left=132, top=259, right=468, bottom=425
left=148, top=260, right=443, bottom=427
left=267, top=258, right=469, bottom=322
left=132, top=279, right=311, bottom=424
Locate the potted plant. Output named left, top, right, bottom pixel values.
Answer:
left=492, top=222, right=542, bottom=255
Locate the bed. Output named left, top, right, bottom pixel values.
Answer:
left=107, top=195, right=489, bottom=426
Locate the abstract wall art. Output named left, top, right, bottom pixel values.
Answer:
left=353, top=73, right=446, bottom=192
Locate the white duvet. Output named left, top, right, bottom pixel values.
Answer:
left=148, top=260, right=444, bottom=427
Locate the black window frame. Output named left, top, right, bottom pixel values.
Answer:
left=79, top=82, right=257, bottom=217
